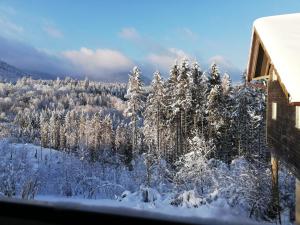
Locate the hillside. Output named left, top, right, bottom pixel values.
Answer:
left=0, top=62, right=295, bottom=224
left=0, top=60, right=60, bottom=82
left=0, top=60, right=28, bottom=82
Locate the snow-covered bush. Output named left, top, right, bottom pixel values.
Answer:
left=0, top=140, right=39, bottom=198
left=220, top=157, right=272, bottom=220
left=174, top=134, right=217, bottom=195
left=170, top=190, right=205, bottom=208
left=119, top=185, right=161, bottom=203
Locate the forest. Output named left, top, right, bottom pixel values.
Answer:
left=0, top=60, right=295, bottom=223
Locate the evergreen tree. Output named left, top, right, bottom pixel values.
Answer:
left=49, top=111, right=60, bottom=149
left=163, top=62, right=180, bottom=162
left=78, top=112, right=86, bottom=151
left=115, top=123, right=133, bottom=169
left=220, top=73, right=234, bottom=163
left=191, top=62, right=208, bottom=135
left=59, top=124, right=66, bottom=151
left=208, top=63, right=221, bottom=91
left=144, top=71, right=164, bottom=157
left=103, top=115, right=113, bottom=151
left=65, top=111, right=78, bottom=152
left=40, top=111, right=49, bottom=148
left=125, top=66, right=144, bottom=155
left=206, top=64, right=224, bottom=158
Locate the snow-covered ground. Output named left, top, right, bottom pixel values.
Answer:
left=32, top=195, right=262, bottom=225
left=0, top=140, right=294, bottom=225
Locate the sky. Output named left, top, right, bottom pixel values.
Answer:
left=0, top=0, right=300, bottom=82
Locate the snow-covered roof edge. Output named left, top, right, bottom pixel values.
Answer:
left=249, top=13, right=300, bottom=104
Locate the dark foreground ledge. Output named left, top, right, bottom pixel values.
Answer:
left=0, top=197, right=260, bottom=225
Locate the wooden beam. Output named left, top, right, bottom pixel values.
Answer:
left=253, top=75, right=270, bottom=80
left=289, top=102, right=300, bottom=106
left=253, top=30, right=293, bottom=104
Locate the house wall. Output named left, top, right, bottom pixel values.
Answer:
left=267, top=79, right=300, bottom=179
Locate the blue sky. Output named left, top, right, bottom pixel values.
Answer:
left=0, top=0, right=300, bottom=81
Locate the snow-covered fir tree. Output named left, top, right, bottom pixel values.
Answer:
left=125, top=66, right=145, bottom=156
left=144, top=71, right=164, bottom=157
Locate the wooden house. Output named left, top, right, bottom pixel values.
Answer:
left=247, top=13, right=300, bottom=223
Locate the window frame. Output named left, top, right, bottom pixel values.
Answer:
left=296, top=106, right=300, bottom=129
left=272, top=102, right=277, bottom=120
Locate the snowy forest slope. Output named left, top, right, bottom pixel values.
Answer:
left=0, top=60, right=295, bottom=224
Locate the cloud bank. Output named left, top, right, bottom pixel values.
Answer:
left=0, top=36, right=134, bottom=81
left=0, top=16, right=23, bottom=40
left=0, top=35, right=68, bottom=74
left=62, top=47, right=133, bottom=78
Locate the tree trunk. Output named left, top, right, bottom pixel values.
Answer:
left=175, top=113, right=179, bottom=161
left=157, top=104, right=160, bottom=155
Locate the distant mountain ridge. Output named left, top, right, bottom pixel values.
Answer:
left=0, top=60, right=150, bottom=84
left=0, top=60, right=59, bottom=82
left=0, top=60, right=28, bottom=82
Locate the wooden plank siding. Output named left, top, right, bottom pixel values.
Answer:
left=267, top=77, right=300, bottom=179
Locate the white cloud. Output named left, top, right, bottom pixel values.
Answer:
left=177, top=27, right=198, bottom=41
left=147, top=48, right=191, bottom=71
left=208, top=55, right=235, bottom=69
left=43, top=24, right=63, bottom=38
left=0, top=36, right=133, bottom=81
left=62, top=47, right=133, bottom=76
left=119, top=27, right=140, bottom=40
left=0, top=5, right=16, bottom=15
left=0, top=16, right=23, bottom=39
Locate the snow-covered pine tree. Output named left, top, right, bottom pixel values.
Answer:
left=231, top=72, right=263, bottom=159
left=143, top=71, right=165, bottom=186
left=115, top=123, right=133, bottom=169
left=49, top=111, right=60, bottom=149
left=125, top=66, right=144, bottom=156
left=144, top=71, right=164, bottom=157
left=162, top=62, right=180, bottom=162
left=115, top=123, right=126, bottom=155
left=190, top=62, right=208, bottom=135
left=220, top=73, right=234, bottom=163
left=59, top=124, right=66, bottom=151
left=65, top=110, right=78, bottom=152
left=208, top=63, right=222, bottom=91
left=232, top=74, right=267, bottom=162
left=103, top=115, right=114, bottom=151
left=78, top=112, right=86, bottom=151
left=221, top=72, right=232, bottom=95
left=90, top=113, right=101, bottom=161
left=176, top=59, right=191, bottom=156
left=206, top=63, right=224, bottom=159
left=40, top=111, right=49, bottom=148
left=250, top=83, right=267, bottom=161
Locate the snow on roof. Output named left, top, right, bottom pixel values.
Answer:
left=254, top=13, right=300, bottom=103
